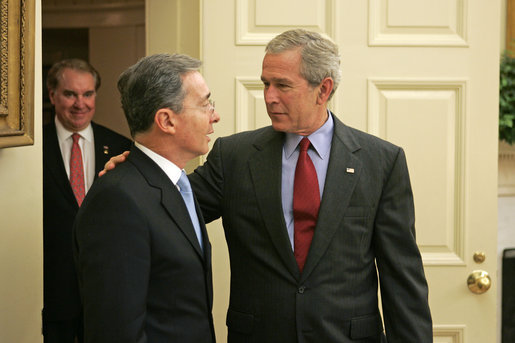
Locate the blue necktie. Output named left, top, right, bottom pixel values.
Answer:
left=177, top=171, right=203, bottom=251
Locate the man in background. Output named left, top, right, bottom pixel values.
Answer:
left=74, top=54, right=219, bottom=342
left=43, top=59, right=131, bottom=343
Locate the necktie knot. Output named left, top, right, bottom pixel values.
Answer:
left=299, top=137, right=310, bottom=152
left=177, top=171, right=192, bottom=193
left=72, top=133, right=81, bottom=144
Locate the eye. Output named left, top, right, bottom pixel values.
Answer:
left=84, top=91, right=95, bottom=98
left=63, top=91, right=75, bottom=98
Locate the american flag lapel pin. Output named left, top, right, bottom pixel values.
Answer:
left=103, top=145, right=109, bottom=155
left=346, top=167, right=355, bottom=174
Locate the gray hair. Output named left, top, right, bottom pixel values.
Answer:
left=117, top=53, right=202, bottom=137
left=46, top=58, right=101, bottom=91
left=265, top=29, right=341, bottom=99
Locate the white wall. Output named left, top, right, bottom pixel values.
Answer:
left=0, top=1, right=43, bottom=342
left=90, top=24, right=145, bottom=139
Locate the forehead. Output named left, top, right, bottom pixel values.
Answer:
left=58, top=68, right=95, bottom=89
left=182, top=71, right=210, bottom=99
left=261, top=49, right=304, bottom=80
left=261, top=49, right=307, bottom=84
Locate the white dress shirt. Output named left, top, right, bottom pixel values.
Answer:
left=134, top=141, right=182, bottom=188
left=55, top=116, right=95, bottom=193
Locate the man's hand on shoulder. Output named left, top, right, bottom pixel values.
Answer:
left=98, top=151, right=130, bottom=177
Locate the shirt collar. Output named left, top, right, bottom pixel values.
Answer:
left=134, top=141, right=182, bottom=185
left=284, top=110, right=334, bottom=160
left=54, top=115, right=94, bottom=143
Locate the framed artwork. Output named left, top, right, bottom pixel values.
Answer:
left=0, top=0, right=35, bottom=148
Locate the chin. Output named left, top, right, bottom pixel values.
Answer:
left=271, top=122, right=290, bottom=133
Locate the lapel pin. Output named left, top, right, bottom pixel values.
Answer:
left=103, top=145, right=109, bottom=155
left=346, top=168, right=355, bottom=174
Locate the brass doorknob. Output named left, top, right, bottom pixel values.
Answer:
left=467, top=270, right=491, bottom=294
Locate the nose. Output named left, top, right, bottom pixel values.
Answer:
left=264, top=85, right=278, bottom=104
left=211, top=109, right=220, bottom=123
left=74, top=95, right=85, bottom=108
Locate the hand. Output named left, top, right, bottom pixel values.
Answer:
left=98, top=151, right=130, bottom=177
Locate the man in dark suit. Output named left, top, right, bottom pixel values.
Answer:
left=43, top=59, right=132, bottom=343
left=189, top=29, right=432, bottom=342
left=104, top=30, right=432, bottom=342
left=73, top=54, right=219, bottom=342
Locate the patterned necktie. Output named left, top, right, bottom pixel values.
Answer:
left=177, top=171, right=203, bottom=251
left=293, top=137, right=320, bottom=272
left=69, top=133, right=85, bottom=206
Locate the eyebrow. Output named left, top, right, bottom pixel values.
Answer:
left=195, top=92, right=211, bottom=105
left=199, top=92, right=211, bottom=103
left=63, top=88, right=95, bottom=93
left=260, top=76, right=292, bottom=84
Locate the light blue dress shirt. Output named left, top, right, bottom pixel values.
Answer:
left=281, top=112, right=334, bottom=249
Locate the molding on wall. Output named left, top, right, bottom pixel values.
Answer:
left=42, top=3, right=145, bottom=28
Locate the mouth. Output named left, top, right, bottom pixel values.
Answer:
left=70, top=111, right=89, bottom=116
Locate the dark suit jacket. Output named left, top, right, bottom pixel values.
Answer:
left=43, top=121, right=132, bottom=322
left=190, top=113, right=432, bottom=343
left=73, top=146, right=215, bottom=343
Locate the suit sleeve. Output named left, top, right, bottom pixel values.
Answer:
left=189, top=138, right=225, bottom=223
left=74, top=185, right=150, bottom=343
left=373, top=148, right=433, bottom=342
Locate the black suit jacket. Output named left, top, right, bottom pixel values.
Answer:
left=73, top=146, right=215, bottom=343
left=43, top=121, right=131, bottom=321
left=190, top=113, right=432, bottom=343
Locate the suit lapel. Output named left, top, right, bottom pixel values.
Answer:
left=92, top=122, right=119, bottom=179
left=128, top=147, right=205, bottom=259
left=194, top=197, right=212, bottom=265
left=248, top=129, right=300, bottom=279
left=43, top=123, right=78, bottom=206
left=300, top=115, right=362, bottom=281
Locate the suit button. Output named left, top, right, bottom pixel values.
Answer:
left=298, top=286, right=306, bottom=294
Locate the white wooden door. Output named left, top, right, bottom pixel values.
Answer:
left=201, top=1, right=500, bottom=342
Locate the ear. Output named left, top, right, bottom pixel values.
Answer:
left=48, top=89, right=56, bottom=105
left=316, top=77, right=334, bottom=105
left=154, top=108, right=177, bottom=135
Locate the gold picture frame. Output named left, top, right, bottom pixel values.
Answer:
left=0, top=0, right=35, bottom=148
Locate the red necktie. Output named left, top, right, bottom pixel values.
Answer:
left=70, top=133, right=85, bottom=206
left=293, top=137, right=320, bottom=273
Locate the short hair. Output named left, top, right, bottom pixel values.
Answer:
left=265, top=29, right=341, bottom=99
left=46, top=58, right=101, bottom=91
left=117, top=53, right=202, bottom=137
